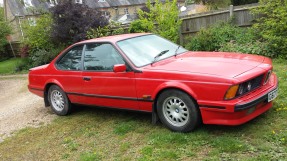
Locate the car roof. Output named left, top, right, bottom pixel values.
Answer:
left=78, top=33, right=152, bottom=44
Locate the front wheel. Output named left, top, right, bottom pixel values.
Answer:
left=157, top=89, right=200, bottom=132
left=48, top=85, right=71, bottom=116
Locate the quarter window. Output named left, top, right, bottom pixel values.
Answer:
left=83, top=43, right=124, bottom=71
left=57, top=45, right=83, bottom=71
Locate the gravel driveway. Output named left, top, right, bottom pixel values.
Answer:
left=0, top=75, right=56, bottom=142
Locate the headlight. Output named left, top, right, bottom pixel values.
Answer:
left=225, top=74, right=264, bottom=100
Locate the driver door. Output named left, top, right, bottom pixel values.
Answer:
left=80, top=43, right=139, bottom=110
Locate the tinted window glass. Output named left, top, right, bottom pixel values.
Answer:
left=57, top=45, right=83, bottom=70
left=84, top=43, right=124, bottom=71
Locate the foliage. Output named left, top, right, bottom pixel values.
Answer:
left=184, top=22, right=275, bottom=57
left=128, top=19, right=153, bottom=33
left=51, top=1, right=108, bottom=44
left=129, top=0, right=181, bottom=43
left=185, top=22, right=247, bottom=51
left=28, top=46, right=65, bottom=67
left=22, top=13, right=53, bottom=51
left=86, top=21, right=125, bottom=39
left=0, top=8, right=12, bottom=54
left=252, top=0, right=287, bottom=58
left=219, top=40, right=273, bottom=56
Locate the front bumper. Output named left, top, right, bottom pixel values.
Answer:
left=199, top=73, right=278, bottom=126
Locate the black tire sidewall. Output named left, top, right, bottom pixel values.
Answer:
left=48, top=85, right=71, bottom=116
left=157, top=89, right=200, bottom=132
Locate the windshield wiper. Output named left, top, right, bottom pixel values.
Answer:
left=152, top=50, right=169, bottom=64
left=174, top=45, right=181, bottom=57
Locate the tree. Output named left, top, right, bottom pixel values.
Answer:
left=22, top=13, right=53, bottom=51
left=129, top=0, right=181, bottom=43
left=50, top=1, right=108, bottom=44
left=252, top=0, right=287, bottom=58
left=0, top=7, right=11, bottom=54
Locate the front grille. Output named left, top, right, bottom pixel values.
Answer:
left=250, top=74, right=264, bottom=90
left=236, top=74, right=264, bottom=97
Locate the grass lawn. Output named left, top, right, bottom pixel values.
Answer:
left=0, top=58, right=26, bottom=75
left=0, top=59, right=286, bottom=160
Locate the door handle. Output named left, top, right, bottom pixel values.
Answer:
left=83, top=77, right=91, bottom=81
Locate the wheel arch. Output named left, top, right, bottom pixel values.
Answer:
left=43, top=79, right=65, bottom=107
left=151, top=82, right=200, bottom=124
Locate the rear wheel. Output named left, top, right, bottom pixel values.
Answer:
left=157, top=89, right=200, bottom=132
left=48, top=85, right=71, bottom=116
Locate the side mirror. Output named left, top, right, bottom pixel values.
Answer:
left=113, top=64, right=126, bottom=73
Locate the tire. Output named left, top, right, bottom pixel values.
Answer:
left=157, top=89, right=200, bottom=132
left=48, top=85, right=71, bottom=116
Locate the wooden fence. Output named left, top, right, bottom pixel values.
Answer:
left=179, top=3, right=260, bottom=44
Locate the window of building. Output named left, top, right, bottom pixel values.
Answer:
left=57, top=45, right=84, bottom=71
left=48, top=0, right=58, bottom=7
left=75, top=0, right=83, bottom=4
left=83, top=43, right=124, bottom=71
left=124, top=8, right=129, bottom=15
left=23, top=0, right=33, bottom=7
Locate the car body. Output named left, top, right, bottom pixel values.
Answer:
left=28, top=33, right=278, bottom=132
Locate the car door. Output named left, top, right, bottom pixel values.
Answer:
left=80, top=43, right=139, bottom=110
left=54, top=45, right=84, bottom=103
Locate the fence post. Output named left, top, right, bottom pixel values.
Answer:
left=179, top=27, right=183, bottom=45
left=229, top=5, right=234, bottom=18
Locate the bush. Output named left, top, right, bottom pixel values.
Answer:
left=219, top=40, right=273, bottom=57
left=0, top=8, right=12, bottom=55
left=185, top=22, right=250, bottom=51
left=129, top=0, right=181, bottom=43
left=22, top=13, right=53, bottom=51
left=86, top=22, right=125, bottom=39
left=15, top=58, right=29, bottom=72
left=51, top=1, right=108, bottom=44
left=129, top=19, right=153, bottom=33
left=252, top=0, right=287, bottom=58
left=28, top=46, right=65, bottom=68
left=184, top=22, right=274, bottom=57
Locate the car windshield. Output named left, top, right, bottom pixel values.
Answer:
left=117, top=34, right=188, bottom=67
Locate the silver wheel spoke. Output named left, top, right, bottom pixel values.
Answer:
left=50, top=90, right=65, bottom=111
left=162, top=96, right=189, bottom=127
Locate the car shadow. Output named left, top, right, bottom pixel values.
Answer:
left=68, top=104, right=271, bottom=134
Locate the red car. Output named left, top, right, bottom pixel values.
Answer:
left=28, top=33, right=278, bottom=132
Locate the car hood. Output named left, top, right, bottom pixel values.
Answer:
left=143, top=51, right=265, bottom=78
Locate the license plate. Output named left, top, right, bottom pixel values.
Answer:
left=268, top=88, right=278, bottom=102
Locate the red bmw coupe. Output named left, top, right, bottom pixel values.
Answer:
left=28, top=33, right=278, bottom=132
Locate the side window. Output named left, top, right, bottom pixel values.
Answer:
left=84, top=43, right=125, bottom=71
left=57, top=45, right=83, bottom=71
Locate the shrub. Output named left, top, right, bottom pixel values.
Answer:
left=86, top=22, right=125, bottom=39
left=185, top=22, right=248, bottom=51
left=51, top=0, right=108, bottom=44
left=28, top=46, right=65, bottom=68
left=252, top=0, right=287, bottom=58
left=184, top=22, right=275, bottom=57
left=219, top=40, right=273, bottom=57
left=129, top=0, right=181, bottom=43
left=0, top=8, right=12, bottom=55
left=129, top=19, right=153, bottom=33
left=22, top=13, right=53, bottom=51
